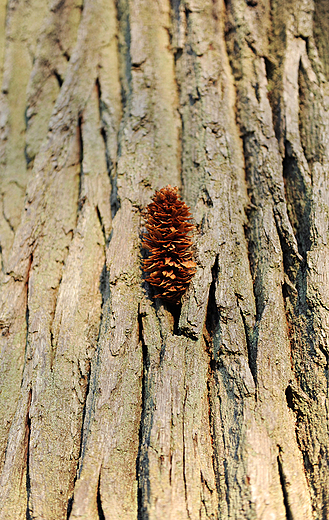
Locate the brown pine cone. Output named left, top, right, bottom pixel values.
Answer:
left=142, top=185, right=197, bottom=303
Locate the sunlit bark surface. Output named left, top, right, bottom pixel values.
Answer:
left=0, top=0, right=329, bottom=518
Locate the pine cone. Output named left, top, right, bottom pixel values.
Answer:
left=142, top=185, right=197, bottom=303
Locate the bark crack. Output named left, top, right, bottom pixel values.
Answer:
left=277, top=447, right=293, bottom=520
left=75, top=295, right=109, bottom=479
left=136, top=304, right=150, bottom=520
left=69, top=357, right=92, bottom=509
left=1, top=198, right=15, bottom=234
left=24, top=253, right=33, bottom=365
left=77, top=115, right=84, bottom=216
left=96, top=471, right=105, bottom=520
left=169, top=1, right=184, bottom=193
left=243, top=200, right=264, bottom=325
left=206, top=358, right=222, bottom=516
left=113, top=0, right=132, bottom=219
left=208, top=360, right=230, bottom=516
left=95, top=77, right=116, bottom=228
left=25, top=389, right=32, bottom=520
left=115, top=0, right=132, bottom=115
left=182, top=385, right=192, bottom=520
left=236, top=296, right=257, bottom=386
left=53, top=69, right=63, bottom=88
left=96, top=205, right=107, bottom=250
left=16, top=251, right=34, bottom=401
left=282, top=142, right=311, bottom=263
left=205, top=255, right=220, bottom=347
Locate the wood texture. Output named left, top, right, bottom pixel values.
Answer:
left=0, top=0, right=328, bottom=518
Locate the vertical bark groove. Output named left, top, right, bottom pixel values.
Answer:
left=277, top=449, right=293, bottom=520
left=25, top=390, right=32, bottom=520
left=136, top=303, right=150, bottom=520
left=96, top=473, right=106, bottom=520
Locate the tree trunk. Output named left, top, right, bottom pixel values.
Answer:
left=0, top=0, right=328, bottom=518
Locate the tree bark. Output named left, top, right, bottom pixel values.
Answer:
left=0, top=0, right=328, bottom=518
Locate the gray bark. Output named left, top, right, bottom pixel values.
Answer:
left=0, top=0, right=328, bottom=518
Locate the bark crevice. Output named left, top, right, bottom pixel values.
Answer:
left=136, top=304, right=151, bottom=520
left=77, top=115, right=84, bottom=214
left=115, top=0, right=133, bottom=115
left=75, top=297, right=109, bottom=480
left=96, top=471, right=106, bottom=520
left=282, top=142, right=311, bottom=264
left=110, top=0, right=128, bottom=218
left=25, top=390, right=32, bottom=520
left=242, top=197, right=264, bottom=330
left=205, top=254, right=220, bottom=351
left=277, top=448, right=294, bottom=520
left=53, top=70, right=64, bottom=88
left=206, top=361, right=223, bottom=518
left=24, top=253, right=33, bottom=364
left=95, top=77, right=113, bottom=179
left=236, top=295, right=257, bottom=386
left=313, top=0, right=329, bottom=82
left=182, top=385, right=192, bottom=520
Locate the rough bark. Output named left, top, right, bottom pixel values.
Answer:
left=0, top=0, right=328, bottom=519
